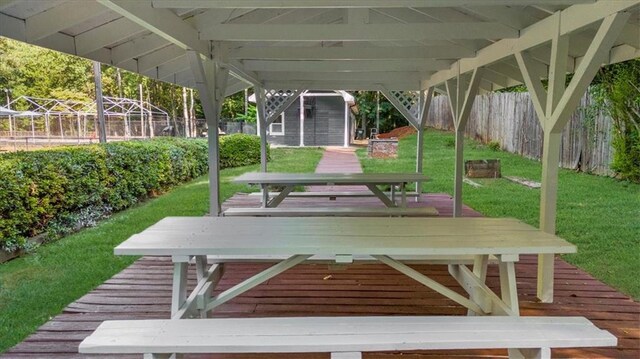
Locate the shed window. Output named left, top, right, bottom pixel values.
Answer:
left=269, top=113, right=285, bottom=135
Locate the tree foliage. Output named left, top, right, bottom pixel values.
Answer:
left=591, top=59, right=640, bottom=182
left=0, top=37, right=250, bottom=123
left=353, top=91, right=409, bottom=133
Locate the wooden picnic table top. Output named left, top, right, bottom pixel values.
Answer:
left=115, top=217, right=576, bottom=257
left=233, top=172, right=429, bottom=185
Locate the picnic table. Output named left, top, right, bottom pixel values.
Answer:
left=233, top=172, right=429, bottom=208
left=80, top=216, right=620, bottom=359
left=114, top=216, right=577, bottom=319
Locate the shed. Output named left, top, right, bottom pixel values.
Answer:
left=249, top=91, right=355, bottom=147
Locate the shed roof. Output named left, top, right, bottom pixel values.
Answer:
left=0, top=1, right=638, bottom=94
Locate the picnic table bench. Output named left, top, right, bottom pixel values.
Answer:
left=80, top=316, right=617, bottom=359
left=222, top=206, right=439, bottom=217
left=233, top=172, right=429, bottom=208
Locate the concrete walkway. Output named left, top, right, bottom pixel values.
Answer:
left=306, top=146, right=367, bottom=193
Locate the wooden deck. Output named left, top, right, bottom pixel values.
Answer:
left=3, top=148, right=639, bottom=358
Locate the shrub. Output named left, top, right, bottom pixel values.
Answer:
left=219, top=133, right=266, bottom=168
left=0, top=135, right=263, bottom=252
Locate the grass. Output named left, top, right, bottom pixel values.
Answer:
left=0, top=147, right=324, bottom=353
left=358, top=129, right=640, bottom=300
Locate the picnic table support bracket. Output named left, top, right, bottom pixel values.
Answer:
left=266, top=185, right=294, bottom=208
left=205, top=254, right=312, bottom=312
left=498, top=256, right=520, bottom=314
left=172, top=262, right=224, bottom=320
left=261, top=184, right=268, bottom=208
left=373, top=255, right=486, bottom=315
left=467, top=255, right=489, bottom=316
left=365, top=184, right=396, bottom=208
left=448, top=262, right=517, bottom=317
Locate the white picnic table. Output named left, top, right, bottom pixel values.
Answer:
left=114, top=216, right=576, bottom=319
left=233, top=172, right=429, bottom=208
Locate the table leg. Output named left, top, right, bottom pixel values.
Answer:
left=400, top=182, right=407, bottom=207
left=498, top=258, right=520, bottom=315
left=261, top=184, right=269, bottom=208
left=467, top=255, right=489, bottom=316
left=390, top=184, right=396, bottom=204
left=170, top=261, right=188, bottom=317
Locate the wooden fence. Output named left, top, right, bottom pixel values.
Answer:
left=426, top=92, right=614, bottom=175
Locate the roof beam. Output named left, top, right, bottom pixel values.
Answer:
left=97, top=0, right=208, bottom=54
left=243, top=59, right=451, bottom=72
left=75, top=17, right=145, bottom=55
left=111, top=33, right=168, bottom=65
left=97, top=0, right=259, bottom=86
left=138, top=45, right=185, bottom=73
left=423, top=0, right=638, bottom=88
left=200, top=23, right=518, bottom=41
left=258, top=71, right=423, bottom=83
left=152, top=0, right=595, bottom=9
left=25, top=1, right=110, bottom=42
left=229, top=45, right=475, bottom=60
left=263, top=80, right=420, bottom=91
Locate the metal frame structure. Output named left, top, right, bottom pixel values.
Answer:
left=1, top=95, right=169, bottom=142
left=1, top=0, right=638, bottom=302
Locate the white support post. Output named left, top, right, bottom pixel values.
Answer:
left=343, top=99, right=349, bottom=148
left=255, top=87, right=268, bottom=172
left=187, top=50, right=229, bottom=217
left=446, top=68, right=483, bottom=217
left=299, top=94, right=305, bottom=146
left=515, top=12, right=629, bottom=303
left=416, top=87, right=434, bottom=193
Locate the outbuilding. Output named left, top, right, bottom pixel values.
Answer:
left=249, top=90, right=356, bottom=147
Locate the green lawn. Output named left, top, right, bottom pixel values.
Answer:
left=358, top=129, right=640, bottom=300
left=0, top=147, right=323, bottom=353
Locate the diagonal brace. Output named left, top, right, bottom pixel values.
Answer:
left=205, top=254, right=311, bottom=311
left=373, top=255, right=486, bottom=315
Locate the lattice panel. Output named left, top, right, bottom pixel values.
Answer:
left=390, top=90, right=421, bottom=121
left=264, top=89, right=297, bottom=120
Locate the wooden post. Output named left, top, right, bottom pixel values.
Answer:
left=187, top=50, right=229, bottom=217
left=516, top=12, right=629, bottom=302
left=446, top=68, right=483, bottom=217
left=255, top=87, right=268, bottom=172
left=416, top=87, right=434, bottom=193
left=92, top=61, right=107, bottom=143
left=300, top=94, right=305, bottom=146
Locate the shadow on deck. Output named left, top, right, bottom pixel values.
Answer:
left=3, top=194, right=639, bottom=359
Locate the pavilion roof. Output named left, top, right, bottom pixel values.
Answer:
left=0, top=1, right=638, bottom=94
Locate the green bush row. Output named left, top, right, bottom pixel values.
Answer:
left=0, top=134, right=263, bottom=251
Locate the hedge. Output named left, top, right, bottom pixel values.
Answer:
left=0, top=134, right=263, bottom=252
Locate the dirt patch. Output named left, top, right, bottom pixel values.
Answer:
left=377, top=126, right=417, bottom=139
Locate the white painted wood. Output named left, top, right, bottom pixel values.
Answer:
left=205, top=255, right=311, bottom=311
left=332, top=352, right=361, bottom=359
left=234, top=172, right=430, bottom=185
left=499, top=261, right=520, bottom=314
left=416, top=87, right=434, bottom=192
left=448, top=263, right=515, bottom=317
left=187, top=51, right=228, bottom=216
left=265, top=185, right=293, bottom=208
left=230, top=45, right=475, bottom=60
left=255, top=87, right=269, bottom=173
left=424, top=1, right=638, bottom=87
left=247, top=191, right=421, bottom=198
left=79, top=315, right=617, bottom=355
left=75, top=17, right=143, bottom=56
left=152, top=1, right=595, bottom=8
left=222, top=206, right=439, bottom=217
left=365, top=184, right=397, bottom=208
left=245, top=59, right=451, bottom=72
left=115, top=217, right=576, bottom=258
left=173, top=263, right=224, bottom=319
left=25, top=1, right=109, bottom=42
left=170, top=262, right=188, bottom=317
left=200, top=23, right=518, bottom=41
left=205, top=254, right=491, bottom=265
left=374, top=255, right=486, bottom=315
